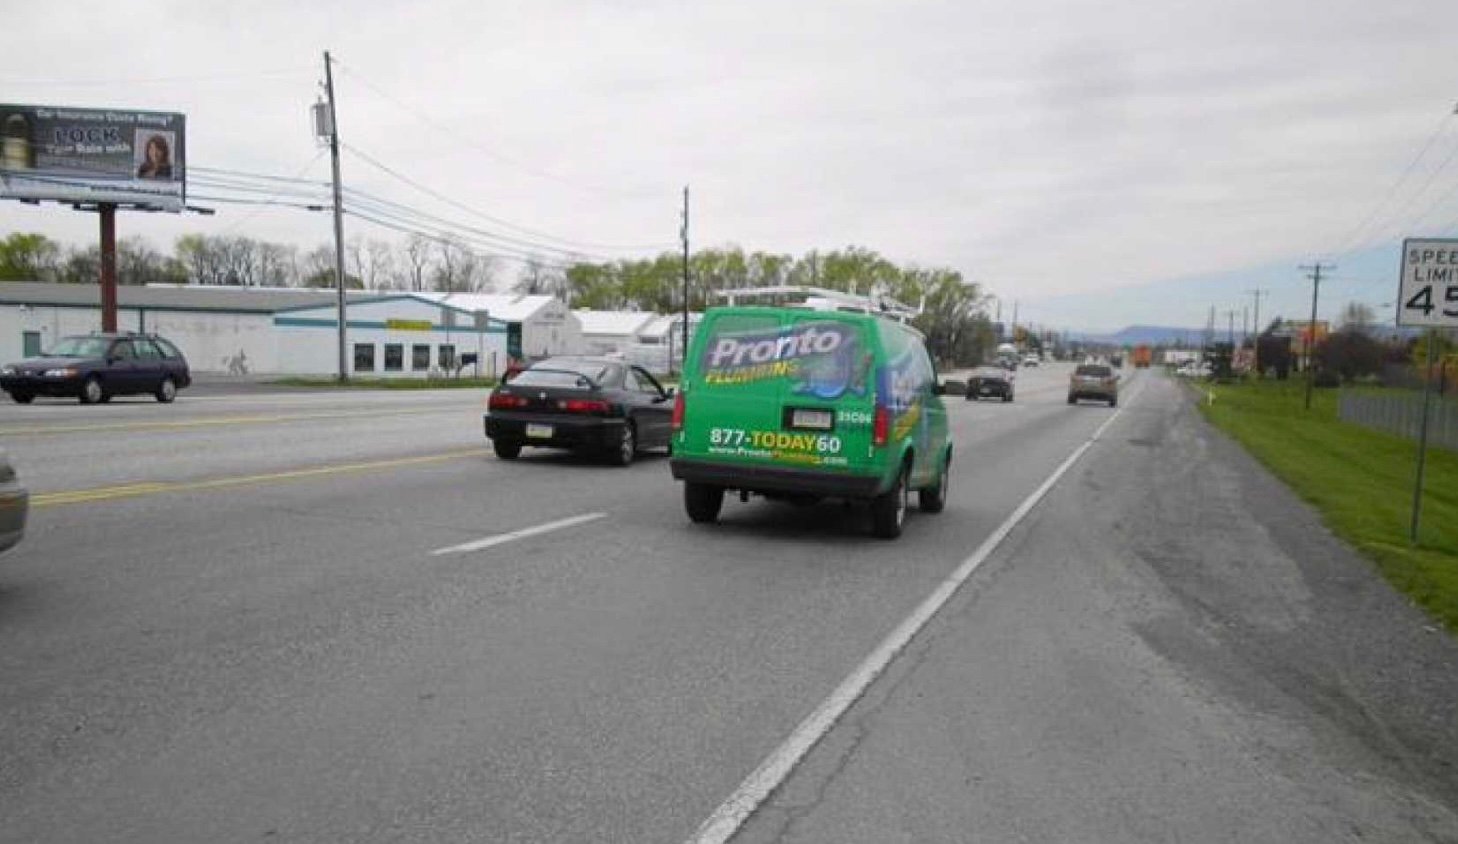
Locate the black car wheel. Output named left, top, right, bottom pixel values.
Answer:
left=79, top=377, right=105, bottom=405
left=1003, top=391, right=1013, bottom=403
left=870, top=460, right=910, bottom=539
left=155, top=377, right=177, bottom=403
left=608, top=423, right=636, bottom=467
left=1067, top=394, right=1077, bottom=405
left=684, top=482, right=724, bottom=523
left=9, top=392, right=33, bottom=404
left=492, top=439, right=522, bottom=460
left=919, top=452, right=950, bottom=513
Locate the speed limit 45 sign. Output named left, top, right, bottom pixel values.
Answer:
left=1399, top=238, right=1458, bottom=327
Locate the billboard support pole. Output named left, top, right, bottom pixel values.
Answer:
left=1410, top=330, right=1438, bottom=545
left=323, top=51, right=348, bottom=382
left=99, top=202, right=118, bottom=333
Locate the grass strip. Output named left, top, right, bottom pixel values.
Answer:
left=1198, top=379, right=1458, bottom=632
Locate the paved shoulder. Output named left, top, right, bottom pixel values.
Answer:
left=735, top=373, right=1458, bottom=844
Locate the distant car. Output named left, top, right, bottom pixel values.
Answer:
left=0, top=449, right=27, bottom=556
left=484, top=356, right=674, bottom=465
left=966, top=366, right=1015, bottom=402
left=1068, top=363, right=1119, bottom=406
left=1021, top=355, right=1040, bottom=367
left=0, top=333, right=191, bottom=404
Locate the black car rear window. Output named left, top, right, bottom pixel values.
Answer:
left=1076, top=365, right=1112, bottom=377
left=511, top=361, right=616, bottom=388
left=974, top=367, right=1006, bottom=378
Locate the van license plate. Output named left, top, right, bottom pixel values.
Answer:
left=525, top=424, right=553, bottom=438
left=791, top=409, right=833, bottom=430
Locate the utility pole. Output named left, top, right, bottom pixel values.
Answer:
left=1248, top=288, right=1267, bottom=374
left=1225, top=309, right=1236, bottom=346
left=323, top=51, right=348, bottom=382
left=1300, top=263, right=1335, bottom=410
left=680, top=185, right=690, bottom=376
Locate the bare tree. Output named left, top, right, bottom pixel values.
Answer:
left=404, top=234, right=433, bottom=292
left=257, top=242, right=298, bottom=287
left=432, top=236, right=496, bottom=293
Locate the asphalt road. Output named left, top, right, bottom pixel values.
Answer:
left=0, top=366, right=1454, bottom=843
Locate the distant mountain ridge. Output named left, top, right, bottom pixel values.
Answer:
left=1067, top=325, right=1207, bottom=346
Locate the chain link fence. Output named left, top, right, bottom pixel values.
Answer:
left=1339, top=390, right=1458, bottom=452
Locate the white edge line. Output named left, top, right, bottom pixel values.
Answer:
left=684, top=374, right=1146, bottom=844
left=430, top=512, right=607, bottom=556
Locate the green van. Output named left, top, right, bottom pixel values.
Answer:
left=668, top=306, right=952, bottom=539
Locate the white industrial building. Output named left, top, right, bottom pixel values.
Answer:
left=575, top=310, right=658, bottom=357
left=571, top=309, right=703, bottom=373
left=0, top=283, right=582, bottom=378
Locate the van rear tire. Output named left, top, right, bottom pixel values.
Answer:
left=684, top=482, right=724, bottom=523
left=871, top=462, right=910, bottom=539
left=919, top=453, right=950, bottom=514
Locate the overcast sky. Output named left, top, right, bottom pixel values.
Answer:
left=4, top=0, right=1458, bottom=331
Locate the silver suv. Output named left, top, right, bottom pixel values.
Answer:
left=1068, top=364, right=1118, bottom=406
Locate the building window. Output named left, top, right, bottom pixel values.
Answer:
left=354, top=343, right=375, bottom=372
left=439, top=344, right=456, bottom=370
left=22, top=331, right=41, bottom=358
left=383, top=344, right=403, bottom=372
left=412, top=344, right=431, bottom=371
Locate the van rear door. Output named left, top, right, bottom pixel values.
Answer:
left=681, top=311, right=876, bottom=475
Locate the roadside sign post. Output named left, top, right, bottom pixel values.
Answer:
left=1397, top=238, right=1458, bottom=545
left=1411, top=330, right=1437, bottom=544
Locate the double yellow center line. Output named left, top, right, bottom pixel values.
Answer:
left=32, top=448, right=489, bottom=509
left=0, top=407, right=455, bottom=437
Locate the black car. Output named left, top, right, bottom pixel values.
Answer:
left=965, top=366, right=1015, bottom=402
left=0, top=449, right=27, bottom=557
left=0, top=332, right=192, bottom=404
left=484, top=356, right=674, bottom=465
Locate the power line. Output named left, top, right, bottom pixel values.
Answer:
left=343, top=198, right=587, bottom=268
left=344, top=206, right=580, bottom=271
left=341, top=186, right=618, bottom=263
left=1329, top=102, right=1458, bottom=257
left=191, top=165, right=332, bottom=187
left=341, top=141, right=674, bottom=252
left=332, top=58, right=668, bottom=201
left=0, top=68, right=313, bottom=87
left=215, top=151, right=329, bottom=236
left=1359, top=128, right=1458, bottom=249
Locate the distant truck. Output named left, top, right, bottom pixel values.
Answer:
left=1132, top=345, right=1152, bottom=368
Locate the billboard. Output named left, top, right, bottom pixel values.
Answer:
left=1, top=104, right=185, bottom=212
left=1286, top=320, right=1329, bottom=356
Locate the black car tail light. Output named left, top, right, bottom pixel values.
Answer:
left=488, top=393, right=527, bottom=411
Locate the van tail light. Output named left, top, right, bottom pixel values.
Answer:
left=872, top=404, right=890, bottom=447
left=559, top=399, right=612, bottom=415
left=488, top=393, right=526, bottom=411
left=671, top=392, right=686, bottom=431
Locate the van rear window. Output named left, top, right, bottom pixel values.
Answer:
left=697, top=313, right=871, bottom=400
